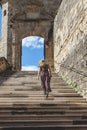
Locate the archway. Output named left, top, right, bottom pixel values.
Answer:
left=21, top=36, right=44, bottom=71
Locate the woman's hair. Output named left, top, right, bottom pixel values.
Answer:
left=39, top=59, right=45, bottom=66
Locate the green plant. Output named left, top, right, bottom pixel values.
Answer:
left=69, top=82, right=77, bottom=88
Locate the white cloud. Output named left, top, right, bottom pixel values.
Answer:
left=22, top=65, right=38, bottom=71
left=22, top=36, right=44, bottom=49
left=38, top=38, right=44, bottom=43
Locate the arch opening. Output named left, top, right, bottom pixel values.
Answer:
left=21, top=36, right=44, bottom=71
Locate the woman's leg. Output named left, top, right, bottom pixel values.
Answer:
left=45, top=76, right=51, bottom=97
left=48, top=77, right=51, bottom=92
left=41, top=75, right=46, bottom=95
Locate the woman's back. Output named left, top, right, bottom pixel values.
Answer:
left=40, top=64, right=49, bottom=73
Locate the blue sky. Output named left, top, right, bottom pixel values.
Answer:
left=0, top=7, right=44, bottom=71
left=22, top=36, right=44, bottom=71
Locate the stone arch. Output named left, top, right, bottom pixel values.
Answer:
left=0, top=0, right=62, bottom=71
left=21, top=32, right=45, bottom=71
left=14, top=30, right=53, bottom=71
left=20, top=31, right=46, bottom=40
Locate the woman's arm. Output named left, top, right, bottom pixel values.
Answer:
left=48, top=65, right=52, bottom=77
left=37, top=67, right=41, bottom=79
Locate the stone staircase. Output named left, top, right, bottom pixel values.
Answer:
left=0, top=70, right=87, bottom=130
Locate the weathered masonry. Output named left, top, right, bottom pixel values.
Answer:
left=54, top=0, right=87, bottom=98
left=0, top=0, right=62, bottom=70
left=0, top=0, right=87, bottom=98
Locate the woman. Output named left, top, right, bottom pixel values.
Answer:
left=38, top=60, right=52, bottom=98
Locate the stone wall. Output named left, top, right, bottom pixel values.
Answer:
left=54, top=0, right=87, bottom=98
left=0, top=0, right=62, bottom=70
left=0, top=2, right=8, bottom=58
left=0, top=57, right=10, bottom=73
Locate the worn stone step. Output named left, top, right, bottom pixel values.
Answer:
left=1, top=125, right=87, bottom=130
left=52, top=93, right=82, bottom=97
left=0, top=90, right=77, bottom=94
left=0, top=102, right=87, bottom=108
left=0, top=109, right=87, bottom=115
left=0, top=101, right=86, bottom=105
left=0, top=88, right=76, bottom=92
left=73, top=119, right=87, bottom=125
left=0, top=119, right=87, bottom=126
left=0, top=71, right=87, bottom=129
left=0, top=119, right=73, bottom=126
left=9, top=109, right=87, bottom=114
left=0, top=103, right=87, bottom=109
left=56, top=89, right=76, bottom=93
left=0, top=114, right=86, bottom=120
left=0, top=95, right=83, bottom=100
left=0, top=93, right=82, bottom=98
left=51, top=86, right=75, bottom=89
left=0, top=98, right=85, bottom=103
left=0, top=118, right=87, bottom=126
left=0, top=110, right=87, bottom=116
left=0, top=86, right=76, bottom=92
left=0, top=102, right=86, bottom=106
left=2, top=104, right=87, bottom=109
left=0, top=90, right=77, bottom=96
left=0, top=71, right=58, bottom=77
left=0, top=109, right=87, bottom=116
left=0, top=82, right=70, bottom=86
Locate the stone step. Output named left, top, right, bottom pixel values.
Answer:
left=0, top=110, right=87, bottom=117
left=0, top=88, right=81, bottom=92
left=0, top=119, right=87, bottom=126
left=56, top=89, right=76, bottom=92
left=0, top=92, right=79, bottom=96
left=0, top=99, right=85, bottom=104
left=3, top=103, right=87, bottom=108
left=0, top=85, right=75, bottom=89
left=52, top=93, right=82, bottom=97
left=1, top=126, right=87, bottom=130
left=0, top=70, right=58, bottom=76
left=0, top=89, right=77, bottom=93
left=0, top=109, right=87, bottom=115
left=0, top=96, right=85, bottom=100
left=0, top=114, right=87, bottom=120
left=0, top=102, right=87, bottom=109
left=0, top=71, right=87, bottom=129
left=0, top=94, right=82, bottom=98
left=0, top=119, right=73, bottom=126
left=1, top=83, right=69, bottom=87
left=0, top=101, right=86, bottom=105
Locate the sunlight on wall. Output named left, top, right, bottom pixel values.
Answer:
left=21, top=36, right=44, bottom=71
left=0, top=6, right=2, bottom=38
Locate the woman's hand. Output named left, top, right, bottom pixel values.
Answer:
left=37, top=74, right=40, bottom=80
left=37, top=76, right=39, bottom=80
left=49, top=74, right=52, bottom=78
